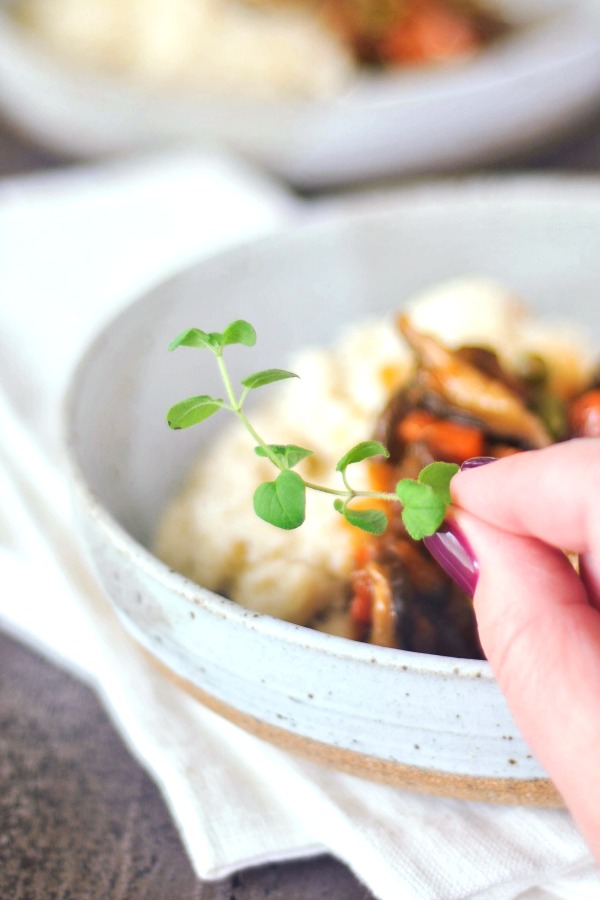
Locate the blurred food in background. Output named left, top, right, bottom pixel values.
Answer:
left=250, top=0, right=507, bottom=68
left=2, top=0, right=598, bottom=187
left=12, top=0, right=506, bottom=98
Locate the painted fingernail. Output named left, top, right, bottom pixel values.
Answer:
left=460, top=456, right=497, bottom=471
left=422, top=457, right=494, bottom=596
left=423, top=523, right=479, bottom=599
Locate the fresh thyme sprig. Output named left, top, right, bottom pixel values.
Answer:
left=166, top=320, right=458, bottom=540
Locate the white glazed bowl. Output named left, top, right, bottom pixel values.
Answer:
left=64, top=175, right=600, bottom=805
left=2, top=1, right=600, bottom=188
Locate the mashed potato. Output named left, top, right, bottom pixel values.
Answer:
left=154, top=277, right=593, bottom=631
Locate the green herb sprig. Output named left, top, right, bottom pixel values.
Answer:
left=166, top=320, right=458, bottom=540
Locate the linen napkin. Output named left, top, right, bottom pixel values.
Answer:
left=1, top=151, right=600, bottom=900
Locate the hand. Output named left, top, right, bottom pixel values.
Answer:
left=431, top=438, right=600, bottom=860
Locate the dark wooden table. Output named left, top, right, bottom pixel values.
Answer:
left=2, top=107, right=600, bottom=899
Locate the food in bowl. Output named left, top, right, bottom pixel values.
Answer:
left=154, top=277, right=597, bottom=659
left=247, top=0, right=507, bottom=68
left=12, top=0, right=507, bottom=98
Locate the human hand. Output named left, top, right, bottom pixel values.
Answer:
left=425, top=438, right=600, bottom=860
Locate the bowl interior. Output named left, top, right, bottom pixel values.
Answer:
left=67, top=176, right=600, bottom=555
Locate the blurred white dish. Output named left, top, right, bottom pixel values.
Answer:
left=1, top=1, right=600, bottom=188
left=63, top=174, right=600, bottom=804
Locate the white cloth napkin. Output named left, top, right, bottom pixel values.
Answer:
left=1, top=151, right=600, bottom=900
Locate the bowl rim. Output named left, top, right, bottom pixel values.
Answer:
left=61, top=170, right=600, bottom=684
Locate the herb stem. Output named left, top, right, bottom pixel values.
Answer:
left=216, top=353, right=239, bottom=410
left=340, top=468, right=353, bottom=494
left=235, top=407, right=284, bottom=470
left=301, top=481, right=398, bottom=503
left=215, top=353, right=281, bottom=470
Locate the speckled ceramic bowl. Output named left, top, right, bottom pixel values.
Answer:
left=63, top=175, right=600, bottom=805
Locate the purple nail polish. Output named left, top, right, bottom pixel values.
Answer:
left=460, top=456, right=497, bottom=471
left=460, top=456, right=497, bottom=472
left=423, top=524, right=479, bottom=598
left=422, top=457, right=494, bottom=596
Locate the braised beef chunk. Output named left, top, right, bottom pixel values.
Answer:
left=352, top=531, right=484, bottom=658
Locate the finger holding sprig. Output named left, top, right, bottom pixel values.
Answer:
left=426, top=441, right=600, bottom=861
left=449, top=439, right=600, bottom=610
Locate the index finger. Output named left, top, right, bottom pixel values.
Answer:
left=451, top=438, right=600, bottom=556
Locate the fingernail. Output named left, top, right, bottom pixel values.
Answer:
left=460, top=456, right=497, bottom=471
left=422, top=457, right=494, bottom=596
left=423, top=523, right=479, bottom=599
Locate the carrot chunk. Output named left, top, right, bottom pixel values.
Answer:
left=397, top=409, right=484, bottom=462
left=379, top=2, right=480, bottom=65
left=569, top=389, right=600, bottom=437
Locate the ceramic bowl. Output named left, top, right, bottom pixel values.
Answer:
left=63, top=175, right=600, bottom=805
left=2, top=1, right=600, bottom=188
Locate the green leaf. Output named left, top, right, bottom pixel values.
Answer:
left=241, top=369, right=298, bottom=389
left=255, top=444, right=313, bottom=469
left=222, top=320, right=257, bottom=348
left=395, top=461, right=459, bottom=539
left=417, top=462, right=459, bottom=505
left=253, top=470, right=306, bottom=529
left=335, top=502, right=388, bottom=535
left=336, top=440, right=389, bottom=473
left=168, top=328, right=223, bottom=352
left=396, top=480, right=446, bottom=540
left=166, top=395, right=224, bottom=429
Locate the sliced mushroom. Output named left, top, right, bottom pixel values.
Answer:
left=365, top=561, right=398, bottom=649
left=397, top=315, right=552, bottom=448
